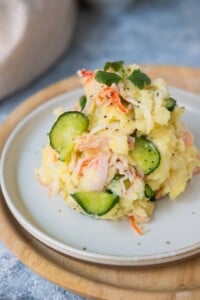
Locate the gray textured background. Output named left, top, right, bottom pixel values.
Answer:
left=0, top=0, right=200, bottom=299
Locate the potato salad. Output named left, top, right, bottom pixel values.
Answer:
left=36, top=61, right=200, bottom=234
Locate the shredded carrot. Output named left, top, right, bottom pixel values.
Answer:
left=129, top=216, right=143, bottom=235
left=99, top=87, right=129, bottom=113
left=116, top=98, right=129, bottom=113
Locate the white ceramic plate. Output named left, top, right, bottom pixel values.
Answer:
left=0, top=87, right=200, bottom=266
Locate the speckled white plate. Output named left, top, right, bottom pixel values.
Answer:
left=0, top=87, right=200, bottom=266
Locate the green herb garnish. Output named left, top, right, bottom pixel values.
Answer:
left=164, top=97, right=176, bottom=111
left=95, top=71, right=121, bottom=86
left=79, top=95, right=87, bottom=111
left=127, top=69, right=151, bottom=89
left=104, top=60, right=124, bottom=72
left=113, top=174, right=124, bottom=180
left=144, top=183, right=155, bottom=200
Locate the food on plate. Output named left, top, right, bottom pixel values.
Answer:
left=35, top=61, right=200, bottom=234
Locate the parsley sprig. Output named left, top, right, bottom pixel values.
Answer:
left=95, top=71, right=121, bottom=86
left=104, top=61, right=124, bottom=72
left=79, top=95, right=87, bottom=111
left=127, top=69, right=151, bottom=89
left=95, top=61, right=151, bottom=89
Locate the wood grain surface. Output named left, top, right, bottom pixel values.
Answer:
left=0, top=65, right=200, bottom=300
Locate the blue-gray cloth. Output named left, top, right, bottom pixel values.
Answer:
left=0, top=1, right=200, bottom=299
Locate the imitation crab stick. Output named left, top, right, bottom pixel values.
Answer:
left=78, top=69, right=94, bottom=83
left=75, top=153, right=108, bottom=191
left=77, top=157, right=98, bottom=177
left=75, top=134, right=108, bottom=152
left=98, top=87, right=129, bottom=113
left=183, top=131, right=193, bottom=147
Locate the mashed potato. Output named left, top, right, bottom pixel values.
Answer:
left=36, top=61, right=200, bottom=231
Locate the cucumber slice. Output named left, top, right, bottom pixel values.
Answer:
left=71, top=192, right=119, bottom=216
left=130, top=136, right=160, bottom=175
left=144, top=183, right=155, bottom=200
left=164, top=97, right=176, bottom=111
left=49, top=111, right=89, bottom=161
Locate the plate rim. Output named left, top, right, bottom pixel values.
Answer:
left=1, top=86, right=200, bottom=266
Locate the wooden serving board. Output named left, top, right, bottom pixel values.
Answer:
left=0, top=65, right=200, bottom=300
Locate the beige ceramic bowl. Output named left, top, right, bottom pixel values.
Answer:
left=0, top=0, right=77, bottom=99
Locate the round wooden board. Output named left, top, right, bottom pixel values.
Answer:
left=0, top=65, right=200, bottom=300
